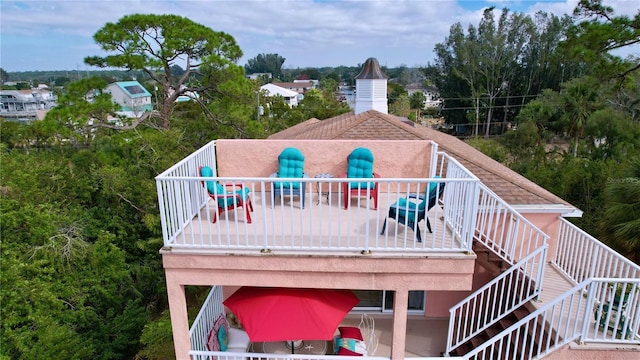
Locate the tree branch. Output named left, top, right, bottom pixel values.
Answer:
left=92, top=111, right=159, bottom=130
left=117, top=193, right=146, bottom=213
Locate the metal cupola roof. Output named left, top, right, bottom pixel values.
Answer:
left=355, top=57, right=388, bottom=80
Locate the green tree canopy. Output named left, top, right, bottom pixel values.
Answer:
left=387, top=83, right=407, bottom=107
left=425, top=8, right=577, bottom=132
left=42, top=77, right=123, bottom=146
left=600, top=158, right=640, bottom=263
left=566, top=0, right=640, bottom=81
left=85, top=14, right=243, bottom=129
left=244, top=53, right=286, bottom=79
left=389, top=93, right=411, bottom=118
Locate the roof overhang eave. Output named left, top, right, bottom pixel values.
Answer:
left=510, top=204, right=583, bottom=218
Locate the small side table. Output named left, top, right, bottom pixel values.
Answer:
left=314, top=173, right=334, bottom=205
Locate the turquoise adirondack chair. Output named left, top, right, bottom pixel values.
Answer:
left=341, top=147, right=380, bottom=209
left=380, top=177, right=445, bottom=242
left=200, top=166, right=253, bottom=223
left=270, top=147, right=309, bottom=208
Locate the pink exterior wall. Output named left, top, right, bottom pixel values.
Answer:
left=215, top=139, right=433, bottom=183
left=162, top=253, right=475, bottom=291
left=521, top=212, right=562, bottom=260
left=425, top=261, right=496, bottom=317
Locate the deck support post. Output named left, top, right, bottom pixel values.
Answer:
left=390, top=289, right=409, bottom=360
left=166, top=273, right=190, bottom=360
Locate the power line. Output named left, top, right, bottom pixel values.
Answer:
left=432, top=94, right=541, bottom=111
left=440, top=94, right=540, bottom=102
left=438, top=103, right=533, bottom=111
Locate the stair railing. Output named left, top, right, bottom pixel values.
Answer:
left=446, top=184, right=549, bottom=356
left=555, top=218, right=640, bottom=286
left=474, top=185, right=548, bottom=264
left=446, top=245, right=547, bottom=355
left=463, top=280, right=590, bottom=360
left=583, top=278, right=640, bottom=344
left=463, top=278, right=640, bottom=360
left=459, top=217, right=640, bottom=359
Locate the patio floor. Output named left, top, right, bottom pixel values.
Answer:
left=178, top=190, right=460, bottom=252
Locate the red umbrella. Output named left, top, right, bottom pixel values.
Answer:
left=223, top=287, right=359, bottom=343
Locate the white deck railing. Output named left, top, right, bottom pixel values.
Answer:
left=446, top=183, right=549, bottom=355
left=474, top=185, right=549, bottom=265
left=457, top=218, right=640, bottom=359
left=555, top=218, right=640, bottom=283
left=583, top=278, right=640, bottom=344
left=190, top=286, right=224, bottom=353
left=156, top=143, right=481, bottom=253
left=447, top=245, right=548, bottom=355
left=553, top=217, right=640, bottom=345
left=189, top=353, right=391, bottom=360
left=463, top=278, right=640, bottom=360
left=434, top=152, right=480, bottom=251
left=463, top=280, right=587, bottom=359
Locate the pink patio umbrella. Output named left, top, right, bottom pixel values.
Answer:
left=223, top=287, right=359, bottom=352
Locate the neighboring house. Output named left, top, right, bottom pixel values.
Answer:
left=405, top=83, right=442, bottom=109
left=246, top=72, right=273, bottom=80
left=272, top=81, right=316, bottom=97
left=423, top=85, right=442, bottom=108
left=169, top=86, right=199, bottom=103
left=0, top=89, right=57, bottom=122
left=260, top=83, right=299, bottom=107
left=405, top=83, right=424, bottom=96
left=105, top=81, right=152, bottom=118
left=294, top=74, right=320, bottom=88
left=156, top=58, right=639, bottom=360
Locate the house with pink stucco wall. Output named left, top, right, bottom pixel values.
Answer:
left=156, top=58, right=639, bottom=360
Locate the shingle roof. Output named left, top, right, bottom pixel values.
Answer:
left=268, top=110, right=574, bottom=208
left=272, top=82, right=314, bottom=89
left=261, top=83, right=298, bottom=97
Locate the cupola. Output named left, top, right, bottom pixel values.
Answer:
left=354, top=57, right=388, bottom=114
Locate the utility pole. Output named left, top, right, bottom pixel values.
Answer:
left=256, top=91, right=260, bottom=122
left=475, top=96, right=479, bottom=138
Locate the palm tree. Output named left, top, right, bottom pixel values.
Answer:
left=559, top=77, right=601, bottom=156
left=600, top=158, right=640, bottom=263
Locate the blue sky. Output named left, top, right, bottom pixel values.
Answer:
left=1, top=0, right=638, bottom=72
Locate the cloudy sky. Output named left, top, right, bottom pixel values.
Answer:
left=1, top=0, right=638, bottom=72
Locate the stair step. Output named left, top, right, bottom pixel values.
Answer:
left=458, top=239, right=552, bottom=360
left=512, top=306, right=530, bottom=321
left=522, top=301, right=537, bottom=313
left=485, top=326, right=500, bottom=338
left=449, top=341, right=474, bottom=357
left=469, top=332, right=490, bottom=349
left=473, top=244, right=491, bottom=253
left=525, top=314, right=557, bottom=350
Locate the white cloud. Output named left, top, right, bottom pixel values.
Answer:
left=1, top=0, right=637, bottom=71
